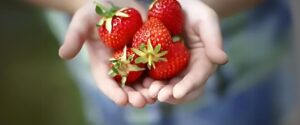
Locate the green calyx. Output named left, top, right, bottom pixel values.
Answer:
left=149, top=0, right=157, bottom=10
left=172, top=36, right=182, bottom=42
left=132, top=39, right=168, bottom=69
left=108, top=46, right=145, bottom=87
left=94, top=0, right=129, bottom=33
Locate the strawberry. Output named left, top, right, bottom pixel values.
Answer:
left=149, top=38, right=190, bottom=80
left=109, top=47, right=145, bottom=87
left=132, top=18, right=172, bottom=69
left=148, top=0, right=184, bottom=35
left=95, top=2, right=143, bottom=50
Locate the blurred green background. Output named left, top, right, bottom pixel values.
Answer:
left=0, top=1, right=88, bottom=125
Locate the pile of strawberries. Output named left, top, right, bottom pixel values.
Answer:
left=95, top=0, right=190, bottom=87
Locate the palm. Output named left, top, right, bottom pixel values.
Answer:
left=147, top=0, right=228, bottom=104
left=59, top=2, right=154, bottom=108
left=60, top=0, right=228, bottom=106
left=150, top=38, right=217, bottom=104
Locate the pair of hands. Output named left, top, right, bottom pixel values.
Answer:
left=59, top=0, right=228, bottom=108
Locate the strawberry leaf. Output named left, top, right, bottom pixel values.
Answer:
left=149, top=0, right=157, bottom=10
left=121, top=76, right=127, bottom=88
left=127, top=64, right=145, bottom=72
left=108, top=69, right=117, bottom=77
left=109, top=5, right=120, bottom=13
left=156, top=51, right=168, bottom=57
left=139, top=44, right=145, bottom=50
left=96, top=18, right=105, bottom=27
left=105, top=17, right=113, bottom=33
left=132, top=48, right=146, bottom=57
left=115, top=61, right=121, bottom=67
left=118, top=8, right=128, bottom=12
left=95, top=5, right=106, bottom=15
left=128, top=54, right=134, bottom=62
left=154, top=44, right=161, bottom=54
left=120, top=46, right=127, bottom=62
left=158, top=58, right=168, bottom=62
left=94, top=0, right=109, bottom=16
left=147, top=39, right=154, bottom=52
left=115, top=12, right=129, bottom=18
left=172, top=36, right=182, bottom=42
left=135, top=57, right=148, bottom=64
left=111, top=66, right=119, bottom=74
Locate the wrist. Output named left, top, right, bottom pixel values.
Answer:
left=178, top=0, right=220, bottom=19
left=68, top=0, right=86, bottom=14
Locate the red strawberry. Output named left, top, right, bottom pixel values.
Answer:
left=149, top=39, right=190, bottom=80
left=109, top=47, right=145, bottom=87
left=132, top=18, right=172, bottom=69
left=95, top=2, right=143, bottom=50
left=132, top=17, right=172, bottom=50
left=148, top=0, right=184, bottom=35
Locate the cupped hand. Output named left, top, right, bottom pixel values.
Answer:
left=59, top=1, right=153, bottom=108
left=148, top=0, right=228, bottom=104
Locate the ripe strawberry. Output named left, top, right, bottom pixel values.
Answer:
left=132, top=17, right=172, bottom=50
left=132, top=18, right=172, bottom=69
left=148, top=0, right=184, bottom=35
left=149, top=39, right=190, bottom=80
left=95, top=2, right=143, bottom=50
left=109, top=47, right=145, bottom=87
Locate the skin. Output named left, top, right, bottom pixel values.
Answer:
left=38, top=0, right=262, bottom=107
left=150, top=0, right=226, bottom=104
left=26, top=0, right=86, bottom=14
left=152, top=0, right=263, bottom=104
left=59, top=1, right=151, bottom=108
left=58, top=0, right=227, bottom=107
left=202, top=0, right=263, bottom=18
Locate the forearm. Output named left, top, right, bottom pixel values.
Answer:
left=202, top=0, right=263, bottom=18
left=26, top=0, right=86, bottom=14
left=179, top=0, right=263, bottom=18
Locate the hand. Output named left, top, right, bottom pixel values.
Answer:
left=59, top=1, right=153, bottom=108
left=147, top=0, right=228, bottom=104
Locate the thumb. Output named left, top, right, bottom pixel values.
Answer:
left=205, top=44, right=228, bottom=65
left=196, top=12, right=228, bottom=64
left=59, top=3, right=98, bottom=60
left=198, top=19, right=228, bottom=64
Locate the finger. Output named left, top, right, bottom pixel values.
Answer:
left=91, top=60, right=128, bottom=106
left=98, top=78, right=129, bottom=106
left=173, top=56, right=214, bottom=99
left=87, top=41, right=128, bottom=106
left=162, top=97, right=177, bottom=105
left=196, top=13, right=228, bottom=64
left=124, top=87, right=147, bottom=108
left=148, top=81, right=165, bottom=98
left=181, top=87, right=204, bottom=102
left=59, top=3, right=99, bottom=59
left=165, top=86, right=204, bottom=104
left=134, top=84, right=156, bottom=104
left=91, top=64, right=128, bottom=106
left=157, top=83, right=174, bottom=102
left=142, top=77, right=154, bottom=88
left=157, top=78, right=180, bottom=102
